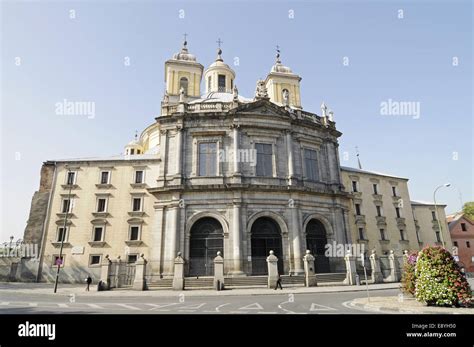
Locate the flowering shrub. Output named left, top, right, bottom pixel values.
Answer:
left=415, top=246, right=472, bottom=307
left=401, top=251, right=418, bottom=295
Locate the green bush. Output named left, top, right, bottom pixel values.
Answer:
left=401, top=251, right=418, bottom=295
left=415, top=246, right=472, bottom=307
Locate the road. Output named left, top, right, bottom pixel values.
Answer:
left=0, top=288, right=399, bottom=314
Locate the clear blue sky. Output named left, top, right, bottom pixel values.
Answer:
left=1, top=0, right=472, bottom=241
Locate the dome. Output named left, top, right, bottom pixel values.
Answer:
left=271, top=52, right=293, bottom=74
left=172, top=41, right=197, bottom=62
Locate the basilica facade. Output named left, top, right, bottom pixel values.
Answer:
left=22, top=41, right=451, bottom=283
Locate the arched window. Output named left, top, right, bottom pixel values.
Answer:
left=179, top=77, right=188, bottom=95
left=208, top=76, right=212, bottom=90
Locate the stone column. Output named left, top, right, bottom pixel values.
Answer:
left=172, top=252, right=185, bottom=290
left=303, top=250, right=317, bottom=287
left=111, top=257, right=121, bottom=288
left=213, top=251, right=225, bottom=290
left=286, top=130, right=295, bottom=185
left=290, top=204, right=304, bottom=274
left=99, top=255, right=112, bottom=290
left=149, top=205, right=164, bottom=278
left=231, top=200, right=244, bottom=275
left=164, top=204, right=180, bottom=276
left=386, top=250, right=401, bottom=282
left=133, top=255, right=148, bottom=291
left=175, top=125, right=183, bottom=177
left=232, top=124, right=241, bottom=175
left=343, top=251, right=357, bottom=285
left=266, top=250, right=279, bottom=289
left=369, top=250, right=383, bottom=283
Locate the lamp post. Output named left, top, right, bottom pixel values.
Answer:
left=433, top=183, right=451, bottom=248
left=53, top=166, right=74, bottom=293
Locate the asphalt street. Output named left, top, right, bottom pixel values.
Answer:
left=0, top=288, right=400, bottom=314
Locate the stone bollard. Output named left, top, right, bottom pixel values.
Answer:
left=111, top=257, right=121, bottom=289
left=133, top=254, right=148, bottom=291
left=266, top=250, right=279, bottom=289
left=213, top=251, right=225, bottom=291
left=98, top=255, right=112, bottom=290
left=369, top=250, right=383, bottom=283
left=303, top=250, right=317, bottom=287
left=343, top=251, right=357, bottom=285
left=172, top=252, right=185, bottom=291
left=385, top=250, right=401, bottom=282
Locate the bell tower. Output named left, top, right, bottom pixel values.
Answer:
left=164, top=36, right=204, bottom=102
left=265, top=47, right=302, bottom=109
left=203, top=39, right=236, bottom=94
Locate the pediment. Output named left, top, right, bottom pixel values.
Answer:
left=232, top=99, right=291, bottom=119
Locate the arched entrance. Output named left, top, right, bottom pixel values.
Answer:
left=189, top=217, right=224, bottom=276
left=251, top=217, right=283, bottom=275
left=306, top=219, right=330, bottom=273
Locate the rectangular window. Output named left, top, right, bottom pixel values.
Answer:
left=66, top=171, right=76, bottom=185
left=208, top=76, right=212, bottom=90
left=416, top=230, right=421, bottom=243
left=218, top=74, right=226, bottom=91
left=380, top=229, right=386, bottom=241
left=61, top=199, right=71, bottom=213
left=57, top=227, right=67, bottom=242
left=130, top=149, right=135, bottom=155
left=376, top=206, right=382, bottom=217
left=453, top=241, right=458, bottom=247
left=255, top=143, right=273, bottom=177
left=400, top=229, right=406, bottom=241
left=199, top=142, right=217, bottom=176
left=53, top=255, right=65, bottom=267
left=373, top=184, right=378, bottom=194
left=358, top=228, right=365, bottom=240
left=392, top=186, right=397, bottom=197
left=97, top=198, right=107, bottom=213
left=467, top=241, right=471, bottom=248
left=304, top=149, right=319, bottom=181
left=128, top=254, right=138, bottom=263
left=355, top=203, right=361, bottom=216
left=395, top=207, right=401, bottom=218
left=100, top=171, right=110, bottom=184
left=431, top=211, right=437, bottom=221
left=130, top=226, right=140, bottom=241
left=134, top=170, right=144, bottom=184
left=435, top=231, right=441, bottom=243
left=93, top=227, right=103, bottom=242
left=89, top=255, right=101, bottom=266
left=352, top=181, right=358, bottom=192
left=461, top=223, right=467, bottom=231
left=132, top=198, right=142, bottom=212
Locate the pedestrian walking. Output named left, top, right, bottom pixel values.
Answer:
left=274, top=272, right=283, bottom=290
left=86, top=275, right=92, bottom=291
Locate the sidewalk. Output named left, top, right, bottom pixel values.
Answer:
left=0, top=281, right=400, bottom=298
left=347, top=296, right=474, bottom=314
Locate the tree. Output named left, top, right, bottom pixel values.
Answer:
left=463, top=202, right=474, bottom=220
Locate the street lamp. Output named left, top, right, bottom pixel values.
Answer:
left=433, top=183, right=451, bottom=247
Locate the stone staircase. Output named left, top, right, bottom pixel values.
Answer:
left=146, top=273, right=347, bottom=290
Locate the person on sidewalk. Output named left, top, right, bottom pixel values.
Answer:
left=274, top=272, right=283, bottom=290
left=85, top=275, right=92, bottom=291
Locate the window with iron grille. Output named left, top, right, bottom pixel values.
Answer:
left=255, top=143, right=273, bottom=177
left=304, top=149, right=319, bottom=181
left=198, top=142, right=217, bottom=176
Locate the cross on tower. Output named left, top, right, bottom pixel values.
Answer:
left=183, top=33, right=188, bottom=42
left=216, top=38, right=223, bottom=48
left=276, top=45, right=280, bottom=54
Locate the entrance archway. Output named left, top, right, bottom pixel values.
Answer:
left=306, top=219, right=330, bottom=273
left=251, top=217, right=283, bottom=275
left=189, top=217, right=224, bottom=276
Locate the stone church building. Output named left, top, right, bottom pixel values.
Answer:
left=22, top=40, right=452, bottom=283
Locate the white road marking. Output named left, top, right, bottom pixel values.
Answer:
left=87, top=303, right=104, bottom=309
left=146, top=303, right=178, bottom=311
left=215, top=303, right=230, bottom=312
left=179, top=303, right=206, bottom=310
left=28, top=303, right=38, bottom=307
left=257, top=312, right=277, bottom=314
left=278, top=301, right=295, bottom=314
left=239, top=302, right=263, bottom=310
left=116, top=303, right=142, bottom=310
left=0, top=302, right=10, bottom=306
left=57, top=303, right=69, bottom=308
left=309, top=303, right=337, bottom=311
left=229, top=311, right=247, bottom=314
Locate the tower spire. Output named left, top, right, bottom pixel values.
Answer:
left=275, top=45, right=281, bottom=63
left=216, top=38, right=224, bottom=61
